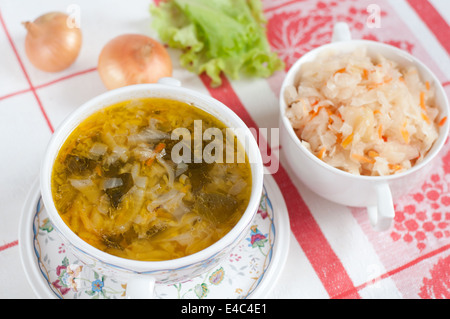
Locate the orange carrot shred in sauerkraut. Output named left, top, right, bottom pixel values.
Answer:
left=285, top=47, right=440, bottom=176
left=341, top=133, right=354, bottom=149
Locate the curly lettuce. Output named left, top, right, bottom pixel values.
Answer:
left=150, top=0, right=284, bottom=87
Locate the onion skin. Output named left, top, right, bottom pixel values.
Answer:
left=98, top=34, right=173, bottom=90
left=23, top=12, right=82, bottom=72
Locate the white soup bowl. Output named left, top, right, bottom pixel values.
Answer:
left=40, top=79, right=264, bottom=298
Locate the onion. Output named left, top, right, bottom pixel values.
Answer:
left=147, top=189, right=185, bottom=212
left=89, top=142, right=108, bottom=157
left=128, top=127, right=170, bottom=144
left=156, top=157, right=175, bottom=186
left=112, top=145, right=128, bottom=161
left=97, top=194, right=111, bottom=215
left=228, top=178, right=247, bottom=196
left=69, top=178, right=94, bottom=190
left=134, top=176, right=148, bottom=189
left=98, top=34, right=172, bottom=90
left=133, top=146, right=155, bottom=162
left=103, top=178, right=123, bottom=190
left=23, top=12, right=82, bottom=72
left=175, top=162, right=188, bottom=177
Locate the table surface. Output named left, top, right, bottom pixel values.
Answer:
left=1, top=0, right=449, bottom=299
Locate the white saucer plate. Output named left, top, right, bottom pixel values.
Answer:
left=19, top=175, right=289, bottom=299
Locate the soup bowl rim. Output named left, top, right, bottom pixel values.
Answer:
left=40, top=82, right=264, bottom=273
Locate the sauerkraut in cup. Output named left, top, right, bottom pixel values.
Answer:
left=285, top=47, right=445, bottom=176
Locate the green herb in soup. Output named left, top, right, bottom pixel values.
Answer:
left=51, top=98, right=252, bottom=261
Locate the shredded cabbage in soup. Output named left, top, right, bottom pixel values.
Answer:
left=52, top=98, right=252, bottom=261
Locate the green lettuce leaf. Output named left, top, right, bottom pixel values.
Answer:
left=150, top=0, right=284, bottom=87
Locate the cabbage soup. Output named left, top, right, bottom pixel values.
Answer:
left=51, top=98, right=252, bottom=261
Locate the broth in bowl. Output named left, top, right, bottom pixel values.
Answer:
left=51, top=98, right=252, bottom=261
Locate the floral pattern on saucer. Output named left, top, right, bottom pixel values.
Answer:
left=32, top=185, right=277, bottom=299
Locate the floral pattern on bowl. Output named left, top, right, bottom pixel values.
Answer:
left=28, top=179, right=285, bottom=299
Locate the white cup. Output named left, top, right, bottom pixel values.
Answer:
left=40, top=79, right=264, bottom=298
left=279, top=23, right=449, bottom=231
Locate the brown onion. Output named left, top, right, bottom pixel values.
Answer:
left=23, top=12, right=82, bottom=72
left=97, top=34, right=173, bottom=90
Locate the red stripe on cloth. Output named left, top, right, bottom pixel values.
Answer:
left=199, top=73, right=360, bottom=299
left=0, top=67, right=97, bottom=102
left=264, top=0, right=303, bottom=13
left=0, top=11, right=54, bottom=133
left=34, top=67, right=97, bottom=90
left=407, top=0, right=450, bottom=55
left=28, top=92, right=53, bottom=132
left=0, top=240, right=18, bottom=252
left=0, top=88, right=31, bottom=102
left=335, top=244, right=450, bottom=298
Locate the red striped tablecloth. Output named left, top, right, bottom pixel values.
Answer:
left=0, top=0, right=449, bottom=299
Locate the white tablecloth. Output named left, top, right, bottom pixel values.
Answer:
left=1, top=0, right=449, bottom=299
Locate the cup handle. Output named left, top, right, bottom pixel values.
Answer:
left=367, top=183, right=395, bottom=231
left=126, top=275, right=156, bottom=299
left=331, top=22, right=352, bottom=42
